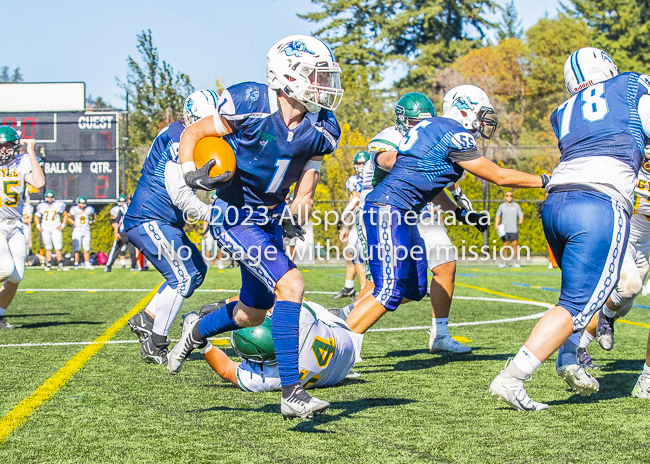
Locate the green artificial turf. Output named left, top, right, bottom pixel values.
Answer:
left=0, top=265, right=649, bottom=463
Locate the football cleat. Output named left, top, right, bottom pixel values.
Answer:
left=140, top=337, right=169, bottom=365
left=428, top=331, right=472, bottom=354
left=45, top=264, right=51, bottom=271
left=631, top=373, right=650, bottom=399
left=85, top=262, right=94, bottom=270
left=104, top=266, right=111, bottom=273
left=332, top=287, right=355, bottom=299
left=74, top=263, right=79, bottom=270
left=489, top=361, right=548, bottom=411
left=0, top=316, right=15, bottom=330
left=577, top=347, right=601, bottom=370
left=596, top=310, right=615, bottom=351
left=326, top=307, right=343, bottom=318
left=167, top=312, right=206, bottom=375
left=128, top=310, right=153, bottom=343
left=557, top=362, right=600, bottom=395
left=198, top=300, right=227, bottom=319
left=281, top=385, right=330, bottom=420
left=512, top=262, right=521, bottom=268
left=57, top=263, right=68, bottom=272
left=498, top=262, right=508, bottom=268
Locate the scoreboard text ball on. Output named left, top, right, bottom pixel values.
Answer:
left=0, top=111, right=120, bottom=203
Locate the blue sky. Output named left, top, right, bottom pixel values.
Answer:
left=5, top=0, right=562, bottom=109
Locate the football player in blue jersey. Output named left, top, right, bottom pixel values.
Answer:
left=345, top=85, right=547, bottom=340
left=123, top=89, right=219, bottom=364
left=169, top=35, right=342, bottom=420
left=490, top=48, right=650, bottom=411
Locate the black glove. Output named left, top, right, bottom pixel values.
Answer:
left=541, top=173, right=551, bottom=188
left=184, top=160, right=232, bottom=191
left=274, top=213, right=306, bottom=241
left=454, top=208, right=488, bottom=233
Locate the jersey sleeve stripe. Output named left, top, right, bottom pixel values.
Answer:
left=369, top=138, right=399, bottom=150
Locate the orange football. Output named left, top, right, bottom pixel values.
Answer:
left=193, top=136, right=236, bottom=179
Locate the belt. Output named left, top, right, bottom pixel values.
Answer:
left=548, top=184, right=600, bottom=194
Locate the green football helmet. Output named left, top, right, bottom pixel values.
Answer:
left=0, top=126, right=20, bottom=166
left=353, top=151, right=370, bottom=175
left=77, top=196, right=87, bottom=204
left=45, top=190, right=55, bottom=198
left=230, top=317, right=276, bottom=364
left=394, top=92, right=436, bottom=135
left=117, top=194, right=127, bottom=203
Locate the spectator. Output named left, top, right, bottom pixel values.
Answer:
left=495, top=191, right=524, bottom=268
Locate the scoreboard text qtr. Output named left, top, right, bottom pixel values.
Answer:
left=0, top=111, right=120, bottom=203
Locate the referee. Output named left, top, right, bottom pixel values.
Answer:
left=105, top=195, right=137, bottom=272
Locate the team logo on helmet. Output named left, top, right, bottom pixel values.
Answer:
left=601, top=51, right=614, bottom=64
left=281, top=40, right=316, bottom=58
left=453, top=97, right=478, bottom=111
left=184, top=98, right=193, bottom=114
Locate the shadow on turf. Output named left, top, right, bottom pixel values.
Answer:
left=18, top=321, right=103, bottom=329
left=359, top=348, right=511, bottom=374
left=186, top=398, right=413, bottom=433
left=7, top=313, right=70, bottom=318
left=547, top=370, right=641, bottom=405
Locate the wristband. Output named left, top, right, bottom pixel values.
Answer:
left=182, top=161, right=197, bottom=175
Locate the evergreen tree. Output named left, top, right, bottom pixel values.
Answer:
left=0, top=66, right=23, bottom=82
left=497, top=1, right=523, bottom=41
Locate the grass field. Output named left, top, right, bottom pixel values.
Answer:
left=1, top=264, right=649, bottom=463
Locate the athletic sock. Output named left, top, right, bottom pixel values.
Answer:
left=272, top=300, right=302, bottom=386
left=281, top=382, right=311, bottom=401
left=197, top=301, right=241, bottom=338
left=579, top=331, right=594, bottom=349
left=151, top=285, right=184, bottom=337
left=602, top=306, right=617, bottom=318
left=340, top=302, right=355, bottom=320
left=510, top=346, right=542, bottom=378
left=430, top=317, right=449, bottom=338
left=145, top=282, right=167, bottom=318
left=344, top=279, right=354, bottom=289
left=120, top=257, right=126, bottom=267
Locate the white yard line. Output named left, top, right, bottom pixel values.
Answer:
left=1, top=296, right=551, bottom=348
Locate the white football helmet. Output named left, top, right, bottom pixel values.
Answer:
left=183, top=89, right=219, bottom=126
left=267, top=34, right=344, bottom=113
left=442, top=85, right=497, bottom=139
left=564, top=47, right=619, bottom=95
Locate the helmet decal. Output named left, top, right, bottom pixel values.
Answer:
left=281, top=40, right=316, bottom=58
left=601, top=51, right=614, bottom=64
left=571, top=51, right=585, bottom=84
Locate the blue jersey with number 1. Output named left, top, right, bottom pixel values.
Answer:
left=217, top=82, right=341, bottom=208
left=367, top=117, right=476, bottom=213
left=550, top=72, right=650, bottom=171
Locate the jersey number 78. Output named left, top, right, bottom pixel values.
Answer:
left=557, top=83, right=609, bottom=140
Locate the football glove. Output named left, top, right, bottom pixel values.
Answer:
left=454, top=208, right=488, bottom=233
left=541, top=173, right=551, bottom=188
left=184, top=160, right=232, bottom=191
left=450, top=187, right=473, bottom=211
left=274, top=213, right=306, bottom=241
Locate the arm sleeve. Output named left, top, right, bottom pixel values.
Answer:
left=164, top=161, right=211, bottom=222
left=447, top=148, right=482, bottom=163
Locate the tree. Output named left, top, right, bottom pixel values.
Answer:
left=118, top=30, right=193, bottom=148
left=496, top=1, right=523, bottom=41
left=0, top=66, right=23, bottom=83
left=523, top=13, right=591, bottom=143
left=570, top=0, right=650, bottom=73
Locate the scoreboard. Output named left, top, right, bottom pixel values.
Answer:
left=0, top=111, right=120, bottom=203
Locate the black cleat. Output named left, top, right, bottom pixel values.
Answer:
left=128, top=310, right=153, bottom=343
left=577, top=347, right=601, bottom=370
left=0, top=316, right=15, bottom=330
left=332, top=287, right=355, bottom=300
left=140, top=337, right=169, bottom=365
left=199, top=300, right=227, bottom=318
left=104, top=266, right=112, bottom=273
left=281, top=384, right=329, bottom=420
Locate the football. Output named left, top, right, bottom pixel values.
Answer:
left=193, top=136, right=236, bottom=179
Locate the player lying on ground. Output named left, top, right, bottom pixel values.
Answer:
left=346, top=86, right=542, bottom=346
left=64, top=196, right=96, bottom=270
left=195, top=300, right=362, bottom=394
left=339, top=92, right=479, bottom=354
left=124, top=89, right=219, bottom=364
left=0, top=128, right=45, bottom=329
left=170, top=35, right=343, bottom=420
left=333, top=151, right=368, bottom=300
left=35, top=190, right=67, bottom=271
left=490, top=48, right=650, bottom=411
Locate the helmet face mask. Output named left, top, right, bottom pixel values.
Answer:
left=394, top=93, right=436, bottom=135
left=0, top=126, right=20, bottom=166
left=353, top=151, right=370, bottom=175
left=267, top=35, right=344, bottom=113
left=474, top=107, right=497, bottom=140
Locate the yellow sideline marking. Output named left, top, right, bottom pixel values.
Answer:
left=456, top=283, right=542, bottom=303
left=0, top=285, right=161, bottom=443
left=212, top=339, right=230, bottom=346
left=618, top=319, right=650, bottom=329
left=25, top=291, right=33, bottom=294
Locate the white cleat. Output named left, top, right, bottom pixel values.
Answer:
left=489, top=362, right=548, bottom=411
left=557, top=363, right=600, bottom=396
left=167, top=312, right=205, bottom=375
left=428, top=331, right=472, bottom=354
left=281, top=391, right=330, bottom=420
left=85, top=262, right=94, bottom=270
left=631, top=374, right=650, bottom=399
